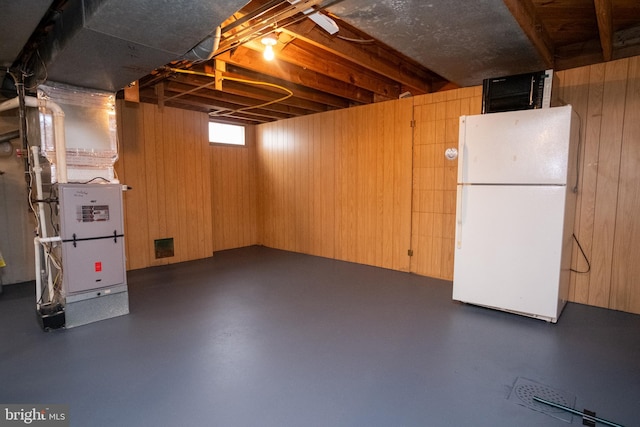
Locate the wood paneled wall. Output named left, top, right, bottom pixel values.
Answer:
left=256, top=100, right=413, bottom=270
left=115, top=101, right=213, bottom=270
left=210, top=126, right=258, bottom=251
left=256, top=112, right=337, bottom=259
left=115, top=56, right=640, bottom=315
left=251, top=57, right=640, bottom=314
left=410, top=87, right=483, bottom=280
left=557, top=57, right=640, bottom=314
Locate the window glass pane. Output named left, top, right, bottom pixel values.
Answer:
left=209, top=122, right=245, bottom=146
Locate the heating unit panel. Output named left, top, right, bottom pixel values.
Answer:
left=58, top=183, right=126, bottom=296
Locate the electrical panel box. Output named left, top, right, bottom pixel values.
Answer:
left=58, top=183, right=126, bottom=295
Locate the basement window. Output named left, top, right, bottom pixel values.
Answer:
left=209, top=122, right=245, bottom=146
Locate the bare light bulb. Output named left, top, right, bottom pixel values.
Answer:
left=263, top=44, right=275, bottom=61
left=261, top=34, right=277, bottom=61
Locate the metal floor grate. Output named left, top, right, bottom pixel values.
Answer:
left=508, top=377, right=576, bottom=423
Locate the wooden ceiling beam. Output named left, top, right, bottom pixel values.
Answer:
left=205, top=115, right=264, bottom=126
left=280, top=20, right=435, bottom=95
left=244, top=37, right=401, bottom=99
left=140, top=87, right=295, bottom=121
left=503, top=0, right=556, bottom=68
left=221, top=79, right=329, bottom=112
left=223, top=64, right=351, bottom=109
left=594, top=0, right=614, bottom=61
left=163, top=80, right=317, bottom=116
left=170, top=73, right=330, bottom=113
left=553, top=38, right=603, bottom=70
left=217, top=46, right=374, bottom=104
left=218, top=0, right=325, bottom=53
left=612, top=26, right=640, bottom=60
left=554, top=25, right=640, bottom=70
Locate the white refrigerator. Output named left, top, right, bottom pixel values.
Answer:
left=452, top=106, right=579, bottom=323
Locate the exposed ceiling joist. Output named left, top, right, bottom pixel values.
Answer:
left=503, top=0, right=556, bottom=69
left=244, top=37, right=401, bottom=100
left=279, top=20, right=435, bottom=94
left=223, top=65, right=350, bottom=109
left=3, top=0, right=640, bottom=127
left=192, top=74, right=330, bottom=112
left=594, top=0, right=614, bottom=61
left=218, top=46, right=373, bottom=104
left=93, top=0, right=639, bottom=126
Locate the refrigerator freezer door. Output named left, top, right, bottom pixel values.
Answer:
left=453, top=184, right=568, bottom=321
left=458, top=106, right=573, bottom=185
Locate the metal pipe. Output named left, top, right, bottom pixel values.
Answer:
left=0, top=130, right=20, bottom=143
left=532, top=396, right=624, bottom=427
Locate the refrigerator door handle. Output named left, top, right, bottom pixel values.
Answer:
left=529, top=76, right=535, bottom=106
left=456, top=117, right=466, bottom=250
left=456, top=186, right=464, bottom=249
left=458, top=116, right=466, bottom=183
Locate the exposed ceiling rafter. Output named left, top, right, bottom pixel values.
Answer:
left=128, top=0, right=640, bottom=126
left=594, top=0, right=614, bottom=61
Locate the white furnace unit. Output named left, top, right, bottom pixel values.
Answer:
left=58, top=183, right=129, bottom=327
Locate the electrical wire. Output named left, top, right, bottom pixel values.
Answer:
left=337, top=35, right=375, bottom=44
left=26, top=150, right=41, bottom=236
left=570, top=233, right=591, bottom=274
left=79, top=176, right=111, bottom=184
left=163, top=78, right=218, bottom=103
left=221, top=76, right=293, bottom=113
left=166, top=68, right=293, bottom=117
left=25, top=49, right=48, bottom=91
left=36, top=241, right=63, bottom=305
left=213, top=0, right=349, bottom=61
left=47, top=185, right=59, bottom=235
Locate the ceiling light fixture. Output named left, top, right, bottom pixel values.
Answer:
left=261, top=34, right=277, bottom=61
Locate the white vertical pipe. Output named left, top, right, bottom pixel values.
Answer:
left=30, top=146, right=55, bottom=300
left=34, top=238, right=42, bottom=309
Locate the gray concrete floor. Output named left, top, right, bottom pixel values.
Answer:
left=1, top=246, right=639, bottom=427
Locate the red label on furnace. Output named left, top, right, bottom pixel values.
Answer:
left=95, top=262, right=102, bottom=272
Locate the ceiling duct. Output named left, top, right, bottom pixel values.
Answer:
left=328, top=0, right=548, bottom=86
left=30, top=0, right=248, bottom=92
left=0, top=0, right=54, bottom=96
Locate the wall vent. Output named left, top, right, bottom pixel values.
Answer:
left=154, top=238, right=174, bottom=259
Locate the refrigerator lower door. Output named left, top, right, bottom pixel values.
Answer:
left=453, top=185, right=569, bottom=322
